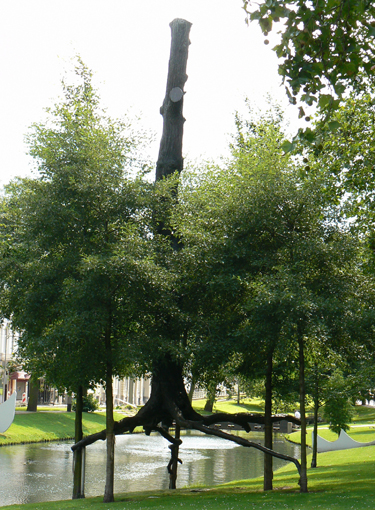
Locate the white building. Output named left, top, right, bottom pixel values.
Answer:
left=95, top=376, right=151, bottom=407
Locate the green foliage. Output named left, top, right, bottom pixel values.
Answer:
left=72, top=393, right=100, bottom=413
left=244, top=0, right=375, bottom=148
left=177, top=102, right=363, bottom=412
left=0, top=58, right=156, bottom=392
left=312, top=92, right=375, bottom=226
left=244, top=0, right=375, bottom=109
left=323, top=369, right=354, bottom=435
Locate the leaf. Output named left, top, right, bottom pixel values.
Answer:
left=259, top=16, right=273, bottom=33
left=318, top=94, right=334, bottom=108
left=328, top=121, right=341, bottom=132
left=301, top=128, right=316, bottom=143
left=250, top=11, right=262, bottom=21
left=281, top=140, right=295, bottom=153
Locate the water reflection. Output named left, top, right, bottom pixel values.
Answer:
left=0, top=431, right=301, bottom=506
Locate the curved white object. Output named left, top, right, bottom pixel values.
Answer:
left=0, top=391, right=17, bottom=433
left=317, top=428, right=375, bottom=453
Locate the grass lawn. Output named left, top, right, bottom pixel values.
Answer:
left=288, top=424, right=375, bottom=447
left=352, top=404, right=375, bottom=424
left=192, top=397, right=264, bottom=415
left=3, top=397, right=263, bottom=447
left=287, top=403, right=375, bottom=447
left=1, top=445, right=375, bottom=510
left=0, top=411, right=125, bottom=446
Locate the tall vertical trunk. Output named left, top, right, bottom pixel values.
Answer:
left=153, top=18, right=191, bottom=492
left=73, top=385, right=85, bottom=499
left=27, top=377, right=38, bottom=412
left=103, top=326, right=115, bottom=503
left=311, top=365, right=319, bottom=468
left=156, top=19, right=192, bottom=181
left=169, top=424, right=181, bottom=489
left=204, top=382, right=216, bottom=413
left=298, top=330, right=308, bottom=493
left=188, top=376, right=196, bottom=403
left=264, top=352, right=273, bottom=491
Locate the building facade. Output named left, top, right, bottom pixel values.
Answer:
left=0, top=320, right=25, bottom=404
left=0, top=320, right=152, bottom=407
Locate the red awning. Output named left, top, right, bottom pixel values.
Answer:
left=10, top=371, right=31, bottom=381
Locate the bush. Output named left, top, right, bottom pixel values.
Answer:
left=72, top=393, right=100, bottom=413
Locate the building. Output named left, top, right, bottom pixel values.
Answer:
left=94, top=377, right=151, bottom=407
left=0, top=320, right=26, bottom=404
left=0, top=320, right=152, bottom=407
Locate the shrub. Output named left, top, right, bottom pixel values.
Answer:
left=72, top=393, right=100, bottom=413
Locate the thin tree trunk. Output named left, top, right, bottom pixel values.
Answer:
left=169, top=424, right=181, bottom=489
left=264, top=353, right=273, bottom=491
left=311, top=370, right=319, bottom=469
left=103, top=326, right=115, bottom=503
left=204, top=383, right=216, bottom=413
left=27, top=377, right=38, bottom=412
left=73, top=385, right=85, bottom=499
left=188, top=377, right=196, bottom=403
left=298, top=330, right=308, bottom=493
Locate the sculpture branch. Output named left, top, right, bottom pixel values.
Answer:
left=189, top=422, right=302, bottom=475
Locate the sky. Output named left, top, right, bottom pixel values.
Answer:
left=0, top=0, right=298, bottom=187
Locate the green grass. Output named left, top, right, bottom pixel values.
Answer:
left=0, top=411, right=125, bottom=446
left=2, top=446, right=375, bottom=510
left=192, top=397, right=264, bottom=415
left=286, top=403, right=375, bottom=447
left=352, top=404, right=375, bottom=424
left=288, top=424, right=375, bottom=447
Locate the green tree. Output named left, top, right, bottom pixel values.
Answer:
left=323, top=369, right=354, bottom=435
left=0, top=59, right=153, bottom=502
left=177, top=102, right=364, bottom=492
left=312, top=92, right=375, bottom=223
left=244, top=0, right=375, bottom=114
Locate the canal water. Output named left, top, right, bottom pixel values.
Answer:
left=0, top=431, right=301, bottom=506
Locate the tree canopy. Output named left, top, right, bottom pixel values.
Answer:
left=244, top=0, right=375, bottom=113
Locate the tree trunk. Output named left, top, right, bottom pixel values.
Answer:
left=103, top=326, right=115, bottom=503
left=311, top=371, right=319, bottom=469
left=168, top=424, right=181, bottom=489
left=298, top=330, right=308, bottom=493
left=27, top=377, right=38, bottom=412
left=264, top=353, right=273, bottom=491
left=156, top=18, right=192, bottom=181
left=204, top=383, right=216, bottom=413
left=73, top=385, right=85, bottom=499
left=188, top=376, right=196, bottom=403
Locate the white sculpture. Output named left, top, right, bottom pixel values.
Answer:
left=0, top=391, right=17, bottom=433
left=316, top=428, right=375, bottom=453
